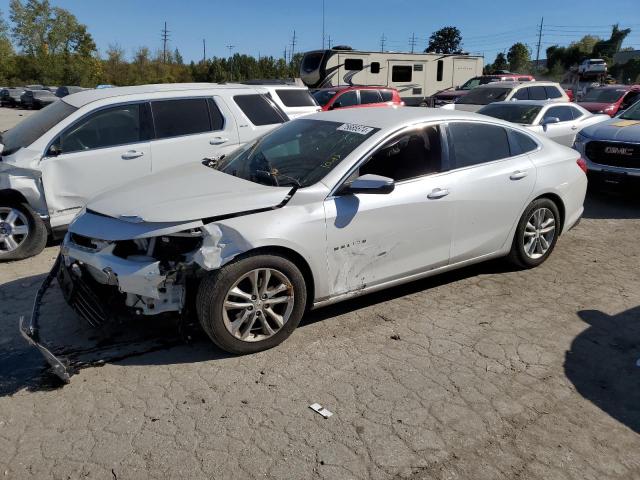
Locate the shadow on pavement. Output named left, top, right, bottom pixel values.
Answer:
left=565, top=306, right=640, bottom=434
left=583, top=187, right=640, bottom=220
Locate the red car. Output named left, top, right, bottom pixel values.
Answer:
left=312, top=86, right=404, bottom=111
left=578, top=85, right=640, bottom=116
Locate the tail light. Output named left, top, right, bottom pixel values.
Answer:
left=577, top=157, right=587, bottom=174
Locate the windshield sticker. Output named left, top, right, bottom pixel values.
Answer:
left=337, top=123, right=374, bottom=135
left=611, top=120, right=640, bottom=128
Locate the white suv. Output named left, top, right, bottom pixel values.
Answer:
left=244, top=83, right=320, bottom=119
left=447, top=81, right=569, bottom=112
left=578, top=59, right=607, bottom=76
left=0, top=83, right=289, bottom=260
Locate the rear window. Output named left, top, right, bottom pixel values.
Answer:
left=234, top=94, right=288, bottom=126
left=528, top=86, right=548, bottom=100
left=151, top=98, right=213, bottom=139
left=0, top=100, right=78, bottom=156
left=275, top=89, right=317, bottom=107
left=582, top=88, right=626, bottom=103
left=360, top=90, right=383, bottom=105
left=457, top=87, right=511, bottom=105
left=312, top=90, right=337, bottom=107
left=545, top=86, right=563, bottom=99
left=448, top=122, right=511, bottom=168
left=380, top=90, right=394, bottom=102
left=478, top=104, right=542, bottom=125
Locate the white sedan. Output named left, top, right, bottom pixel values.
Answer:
left=477, top=100, right=609, bottom=146
left=22, top=107, right=587, bottom=380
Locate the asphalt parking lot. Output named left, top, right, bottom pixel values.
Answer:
left=0, top=106, right=639, bottom=479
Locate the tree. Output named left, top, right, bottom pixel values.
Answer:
left=593, top=24, right=631, bottom=60
left=0, top=9, right=15, bottom=82
left=491, top=52, right=508, bottom=72
left=425, top=26, right=462, bottom=54
left=507, top=42, right=530, bottom=73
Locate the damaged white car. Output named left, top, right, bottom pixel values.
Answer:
left=22, top=107, right=587, bottom=380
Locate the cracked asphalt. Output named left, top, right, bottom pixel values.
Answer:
left=1, top=108, right=639, bottom=479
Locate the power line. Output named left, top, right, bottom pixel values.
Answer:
left=409, top=32, right=417, bottom=53
left=535, top=17, right=543, bottom=68
left=290, top=30, right=297, bottom=62
left=161, top=21, right=170, bottom=63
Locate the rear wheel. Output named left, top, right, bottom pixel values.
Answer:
left=196, top=253, right=307, bottom=354
left=507, top=198, right=560, bottom=269
left=0, top=203, right=48, bottom=261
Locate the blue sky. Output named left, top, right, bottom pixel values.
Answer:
left=0, top=0, right=639, bottom=63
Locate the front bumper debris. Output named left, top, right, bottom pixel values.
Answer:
left=19, top=255, right=74, bottom=383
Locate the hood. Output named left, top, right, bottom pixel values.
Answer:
left=580, top=118, right=640, bottom=143
left=434, top=89, right=468, bottom=100
left=87, top=161, right=294, bottom=223
left=578, top=102, right=614, bottom=113
left=452, top=103, right=483, bottom=112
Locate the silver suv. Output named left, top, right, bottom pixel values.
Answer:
left=0, top=83, right=288, bottom=260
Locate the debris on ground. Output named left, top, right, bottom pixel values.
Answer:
left=309, top=403, right=333, bottom=419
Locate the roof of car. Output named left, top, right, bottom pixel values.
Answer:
left=61, top=83, right=262, bottom=108
left=315, top=85, right=397, bottom=92
left=304, top=105, right=503, bottom=129
left=474, top=81, right=559, bottom=89
left=484, top=100, right=573, bottom=107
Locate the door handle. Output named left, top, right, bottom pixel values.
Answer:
left=121, top=150, right=144, bottom=160
left=510, top=170, right=528, bottom=180
left=427, top=188, right=449, bottom=199
left=209, top=137, right=229, bottom=145
left=571, top=125, right=578, bottom=130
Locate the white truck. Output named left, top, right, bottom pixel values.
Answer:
left=299, top=47, right=484, bottom=106
left=0, top=83, right=289, bottom=260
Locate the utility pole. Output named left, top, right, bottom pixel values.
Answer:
left=380, top=33, right=386, bottom=52
left=202, top=39, right=206, bottom=63
left=322, top=0, right=325, bottom=49
left=327, top=35, right=332, bottom=49
left=535, top=17, right=544, bottom=70
left=409, top=32, right=416, bottom=54
left=226, top=44, right=235, bottom=57
left=284, top=46, right=287, bottom=61
left=161, top=21, right=170, bottom=63
left=290, top=30, right=297, bottom=62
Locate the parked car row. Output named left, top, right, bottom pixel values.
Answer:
left=0, top=85, right=89, bottom=109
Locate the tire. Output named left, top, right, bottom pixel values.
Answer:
left=507, top=198, right=561, bottom=269
left=0, top=202, right=48, bottom=261
left=196, top=253, right=307, bottom=354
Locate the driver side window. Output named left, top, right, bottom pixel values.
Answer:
left=332, top=91, right=358, bottom=109
left=359, top=125, right=444, bottom=182
left=58, top=103, right=152, bottom=154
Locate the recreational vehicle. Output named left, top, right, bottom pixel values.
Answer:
left=300, top=47, right=484, bottom=106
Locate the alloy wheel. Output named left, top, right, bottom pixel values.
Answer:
left=222, top=268, right=295, bottom=342
left=523, top=207, right=556, bottom=259
left=0, top=207, right=30, bottom=253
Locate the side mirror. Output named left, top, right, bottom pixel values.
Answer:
left=337, top=174, right=395, bottom=195
left=46, top=143, right=61, bottom=157
left=541, top=117, right=560, bottom=128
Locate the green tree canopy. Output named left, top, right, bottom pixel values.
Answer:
left=425, top=26, right=462, bottom=54
left=507, top=42, right=531, bottom=73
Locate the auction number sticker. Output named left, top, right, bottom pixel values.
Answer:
left=337, top=123, right=374, bottom=135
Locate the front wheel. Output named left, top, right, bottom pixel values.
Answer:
left=507, top=198, right=560, bottom=269
left=0, top=203, right=48, bottom=261
left=196, top=253, right=307, bottom=354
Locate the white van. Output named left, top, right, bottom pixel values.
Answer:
left=0, top=83, right=289, bottom=260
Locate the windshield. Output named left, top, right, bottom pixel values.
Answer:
left=478, top=104, right=542, bottom=124
left=1, top=99, right=77, bottom=156
left=460, top=77, right=499, bottom=90
left=457, top=87, right=511, bottom=105
left=582, top=88, right=625, bottom=103
left=312, top=90, right=338, bottom=106
left=619, top=100, right=640, bottom=120
left=217, top=119, right=379, bottom=188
